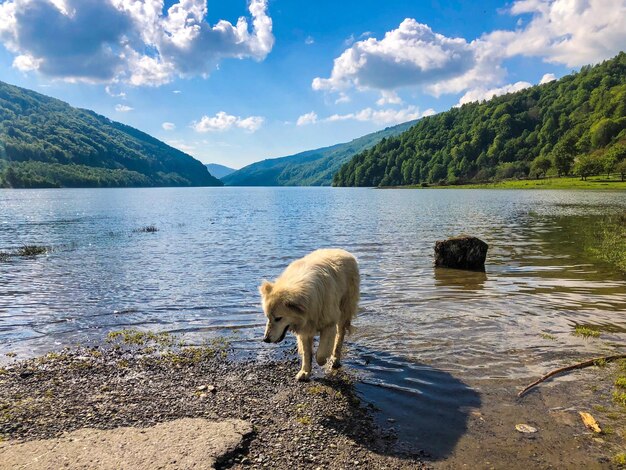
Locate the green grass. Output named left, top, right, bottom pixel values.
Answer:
left=403, top=176, right=626, bottom=190
left=616, top=377, right=626, bottom=389
left=573, top=325, right=601, bottom=338
left=540, top=333, right=557, bottom=341
left=613, top=453, right=626, bottom=466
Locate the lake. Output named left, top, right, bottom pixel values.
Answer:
left=1, top=187, right=625, bottom=458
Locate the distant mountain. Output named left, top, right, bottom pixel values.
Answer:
left=0, top=81, right=222, bottom=188
left=334, top=52, right=626, bottom=187
left=205, top=163, right=236, bottom=179
left=222, top=120, right=418, bottom=186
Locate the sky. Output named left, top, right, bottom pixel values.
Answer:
left=0, top=0, right=624, bottom=169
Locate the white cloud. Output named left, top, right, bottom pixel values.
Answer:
left=0, top=0, right=274, bottom=85
left=162, top=122, right=176, bottom=131
left=105, top=85, right=126, bottom=98
left=313, top=0, right=626, bottom=99
left=326, top=105, right=434, bottom=125
left=305, top=36, right=315, bottom=45
left=166, top=139, right=195, bottom=153
left=296, top=111, right=318, bottom=126
left=172, top=90, right=182, bottom=94
left=335, top=93, right=350, bottom=104
left=192, top=112, right=264, bottom=133
left=376, top=91, right=403, bottom=106
left=485, top=0, right=626, bottom=67
left=539, top=73, right=557, bottom=84
left=114, top=104, right=133, bottom=112
left=12, top=54, right=40, bottom=71
left=457, top=81, right=532, bottom=106
left=312, top=20, right=484, bottom=94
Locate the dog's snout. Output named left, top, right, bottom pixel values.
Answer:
left=262, top=336, right=271, bottom=343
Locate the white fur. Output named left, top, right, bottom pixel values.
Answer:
left=259, top=249, right=360, bottom=381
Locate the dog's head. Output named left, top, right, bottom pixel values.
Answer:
left=259, top=280, right=306, bottom=343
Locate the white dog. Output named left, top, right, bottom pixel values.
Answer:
left=260, top=249, right=360, bottom=381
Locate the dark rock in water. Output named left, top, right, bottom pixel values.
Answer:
left=434, top=235, right=488, bottom=271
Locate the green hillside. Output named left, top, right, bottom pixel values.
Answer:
left=222, top=120, right=418, bottom=186
left=333, top=53, right=626, bottom=187
left=0, top=81, right=222, bottom=188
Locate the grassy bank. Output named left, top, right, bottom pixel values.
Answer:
left=401, top=176, right=626, bottom=190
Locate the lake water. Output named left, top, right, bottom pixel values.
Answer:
left=1, top=187, right=625, bottom=457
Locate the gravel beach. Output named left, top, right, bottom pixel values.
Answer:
left=0, top=334, right=427, bottom=469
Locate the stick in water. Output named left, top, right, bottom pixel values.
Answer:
left=518, top=354, right=626, bottom=398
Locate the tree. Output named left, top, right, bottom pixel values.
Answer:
left=530, top=156, right=552, bottom=179
left=616, top=159, right=626, bottom=182
left=551, top=142, right=575, bottom=176
left=573, top=154, right=603, bottom=180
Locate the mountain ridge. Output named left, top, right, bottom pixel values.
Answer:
left=222, top=120, right=419, bottom=186
left=0, top=81, right=222, bottom=188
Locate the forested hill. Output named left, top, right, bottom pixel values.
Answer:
left=222, top=119, right=418, bottom=186
left=0, top=81, right=222, bottom=188
left=333, top=52, right=626, bottom=187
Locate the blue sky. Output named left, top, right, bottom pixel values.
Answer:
left=0, top=0, right=624, bottom=169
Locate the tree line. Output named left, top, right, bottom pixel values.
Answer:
left=333, top=52, right=626, bottom=187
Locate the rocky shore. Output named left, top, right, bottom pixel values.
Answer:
left=0, top=333, right=427, bottom=469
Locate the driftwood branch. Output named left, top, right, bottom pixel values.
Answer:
left=518, top=354, right=626, bottom=398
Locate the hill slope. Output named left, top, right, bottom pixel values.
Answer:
left=222, top=120, right=418, bottom=186
left=205, top=163, right=236, bottom=179
left=0, top=81, right=222, bottom=188
left=333, top=52, right=626, bottom=187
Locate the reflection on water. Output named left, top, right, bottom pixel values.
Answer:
left=1, top=187, right=625, bottom=454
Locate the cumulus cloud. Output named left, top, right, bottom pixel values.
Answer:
left=313, top=0, right=626, bottom=98
left=312, top=20, right=479, bottom=93
left=0, top=0, right=274, bottom=85
left=296, top=111, right=318, bottom=126
left=105, top=85, right=126, bottom=98
left=162, top=122, right=176, bottom=131
left=325, top=106, right=435, bottom=125
left=300, top=106, right=435, bottom=127
left=114, top=104, right=133, bottom=112
left=192, top=112, right=264, bottom=133
left=457, top=81, right=532, bottom=106
left=539, top=73, right=557, bottom=84
left=305, top=36, right=315, bottom=45
left=485, top=0, right=626, bottom=67
left=376, top=91, right=403, bottom=106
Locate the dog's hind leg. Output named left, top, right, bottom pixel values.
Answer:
left=296, top=335, right=313, bottom=382
left=316, top=325, right=335, bottom=366
left=329, top=323, right=347, bottom=370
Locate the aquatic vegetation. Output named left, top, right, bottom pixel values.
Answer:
left=106, top=329, right=173, bottom=347
left=572, top=326, right=601, bottom=338
left=17, top=245, right=48, bottom=256
left=613, top=453, right=626, bottom=466
left=133, top=225, right=159, bottom=233
left=540, top=333, right=557, bottom=341
left=612, top=391, right=626, bottom=407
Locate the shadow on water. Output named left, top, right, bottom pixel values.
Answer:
left=322, top=345, right=481, bottom=461
left=434, top=267, right=488, bottom=291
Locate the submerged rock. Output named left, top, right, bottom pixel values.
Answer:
left=434, top=235, right=488, bottom=271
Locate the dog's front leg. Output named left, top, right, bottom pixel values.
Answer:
left=296, top=335, right=313, bottom=382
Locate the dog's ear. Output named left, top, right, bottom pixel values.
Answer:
left=259, top=280, right=273, bottom=297
left=284, top=299, right=306, bottom=314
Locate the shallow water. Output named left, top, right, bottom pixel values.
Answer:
left=1, top=187, right=625, bottom=457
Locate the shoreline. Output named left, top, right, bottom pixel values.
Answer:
left=0, top=339, right=426, bottom=469
left=381, top=176, right=626, bottom=190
